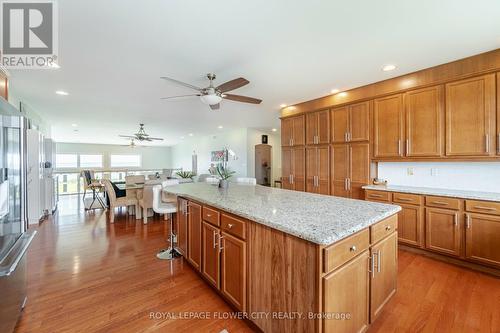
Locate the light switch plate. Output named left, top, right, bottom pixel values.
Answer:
left=407, top=168, right=414, bottom=176
left=431, top=168, right=438, bottom=176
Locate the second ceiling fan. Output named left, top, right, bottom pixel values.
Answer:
left=160, top=73, right=262, bottom=110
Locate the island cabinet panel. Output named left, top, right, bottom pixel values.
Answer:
left=404, top=85, right=444, bottom=157
left=323, top=251, right=370, bottom=333
left=220, top=232, right=246, bottom=311
left=445, top=74, right=496, bottom=156
left=202, top=222, right=220, bottom=289
left=425, top=207, right=461, bottom=257
left=306, top=146, right=330, bottom=195
left=176, top=198, right=189, bottom=256
left=373, top=94, right=404, bottom=158
left=282, top=115, right=305, bottom=147
left=323, top=228, right=370, bottom=273
left=370, top=232, right=397, bottom=322
left=248, top=222, right=319, bottom=333
left=187, top=201, right=202, bottom=271
left=465, top=213, right=500, bottom=267
left=306, top=110, right=330, bottom=145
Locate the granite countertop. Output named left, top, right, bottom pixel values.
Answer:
left=363, top=185, right=500, bottom=202
left=163, top=183, right=401, bottom=246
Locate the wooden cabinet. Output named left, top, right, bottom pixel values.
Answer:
left=282, top=115, right=305, bottom=146
left=220, top=232, right=246, bottom=311
left=281, top=146, right=305, bottom=191
left=331, top=101, right=370, bottom=143
left=187, top=201, right=202, bottom=270
left=404, top=85, right=444, bottom=157
left=306, top=110, right=330, bottom=145
left=370, top=232, right=397, bottom=321
left=397, top=204, right=424, bottom=247
left=373, top=94, right=404, bottom=158
left=202, top=222, right=220, bottom=288
left=331, top=143, right=369, bottom=199
left=425, top=208, right=461, bottom=257
left=497, top=72, right=500, bottom=155
left=323, top=251, right=370, bottom=333
left=465, top=213, right=500, bottom=267
left=306, top=146, right=330, bottom=195
left=445, top=74, right=496, bottom=156
left=176, top=198, right=188, bottom=256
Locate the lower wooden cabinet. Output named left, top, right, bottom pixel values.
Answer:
left=220, top=232, right=247, bottom=311
left=465, top=213, right=500, bottom=267
left=397, top=204, right=423, bottom=247
left=425, top=208, right=461, bottom=257
left=187, top=201, right=202, bottom=270
left=176, top=198, right=188, bottom=256
left=370, top=232, right=397, bottom=321
left=202, top=222, right=220, bottom=288
left=323, top=251, right=370, bottom=333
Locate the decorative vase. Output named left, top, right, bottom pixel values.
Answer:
left=219, top=179, right=229, bottom=189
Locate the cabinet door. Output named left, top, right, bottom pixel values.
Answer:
left=202, top=222, right=220, bottom=288
left=331, top=106, right=349, bottom=143
left=176, top=198, right=188, bottom=256
left=397, top=204, right=423, bottom=247
left=306, top=112, right=317, bottom=145
left=292, top=147, right=306, bottom=191
left=370, top=232, right=397, bottom=321
left=220, top=232, right=246, bottom=311
left=349, top=101, right=370, bottom=142
left=465, top=213, right=500, bottom=267
left=350, top=143, right=370, bottom=200
left=497, top=73, right=500, bottom=155
left=281, top=118, right=292, bottom=147
left=405, top=85, right=444, bottom=157
left=281, top=148, right=292, bottom=190
left=445, top=74, right=496, bottom=156
left=305, top=147, right=317, bottom=193
left=323, top=251, right=370, bottom=333
left=317, top=146, right=330, bottom=195
left=292, top=115, right=305, bottom=146
left=317, top=110, right=331, bottom=144
left=331, top=144, right=349, bottom=198
left=425, top=208, right=461, bottom=257
left=373, top=94, right=404, bottom=158
left=187, top=201, right=202, bottom=271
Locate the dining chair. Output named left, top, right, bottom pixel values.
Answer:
left=236, top=177, right=257, bottom=185
left=103, top=179, right=140, bottom=223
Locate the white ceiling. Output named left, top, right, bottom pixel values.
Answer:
left=8, top=0, right=500, bottom=146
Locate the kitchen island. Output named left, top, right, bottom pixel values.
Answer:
left=164, top=183, right=401, bottom=333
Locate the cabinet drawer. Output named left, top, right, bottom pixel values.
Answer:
left=221, top=214, right=246, bottom=240
left=393, top=192, right=422, bottom=206
left=203, top=206, right=220, bottom=226
left=425, top=196, right=461, bottom=210
left=466, top=200, right=500, bottom=216
left=365, top=190, right=391, bottom=202
left=371, top=214, right=398, bottom=244
left=323, top=229, right=369, bottom=273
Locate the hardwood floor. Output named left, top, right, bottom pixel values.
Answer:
left=14, top=195, right=499, bottom=333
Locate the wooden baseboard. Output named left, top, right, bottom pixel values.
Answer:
left=399, top=245, right=500, bottom=277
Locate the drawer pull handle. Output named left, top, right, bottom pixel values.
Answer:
left=228, top=223, right=234, bottom=229
left=385, top=225, right=391, bottom=231
left=431, top=201, right=448, bottom=206
left=397, top=198, right=413, bottom=202
left=349, top=245, right=357, bottom=252
left=370, top=194, right=383, bottom=198
left=473, top=206, right=496, bottom=211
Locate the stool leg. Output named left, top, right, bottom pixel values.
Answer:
left=156, top=212, right=180, bottom=260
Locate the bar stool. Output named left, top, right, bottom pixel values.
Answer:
left=152, top=185, right=179, bottom=260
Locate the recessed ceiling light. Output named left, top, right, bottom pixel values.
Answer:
left=280, top=104, right=287, bottom=108
left=188, top=133, right=194, bottom=137
left=218, top=125, right=223, bottom=129
left=330, top=89, right=340, bottom=94
left=272, top=128, right=277, bottom=132
left=382, top=64, right=397, bottom=72
left=55, top=90, right=69, bottom=96
left=71, top=123, right=77, bottom=127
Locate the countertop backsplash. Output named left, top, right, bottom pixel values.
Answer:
left=377, top=162, right=500, bottom=193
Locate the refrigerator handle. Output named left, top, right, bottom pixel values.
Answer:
left=0, top=230, right=36, bottom=277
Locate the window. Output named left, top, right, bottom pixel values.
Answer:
left=110, top=154, right=141, bottom=168
left=79, top=154, right=103, bottom=168
left=56, top=154, right=78, bottom=168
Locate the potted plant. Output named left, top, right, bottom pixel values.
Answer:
left=175, top=171, right=195, bottom=179
left=216, top=164, right=235, bottom=189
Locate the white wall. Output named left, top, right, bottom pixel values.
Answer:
left=378, top=162, right=500, bottom=193
left=56, top=142, right=172, bottom=170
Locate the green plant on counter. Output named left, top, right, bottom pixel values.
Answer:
left=216, top=164, right=235, bottom=180
left=176, top=171, right=195, bottom=179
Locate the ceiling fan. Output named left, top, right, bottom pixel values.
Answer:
left=160, top=73, right=262, bottom=110
left=121, top=138, right=137, bottom=148
left=119, top=124, right=163, bottom=142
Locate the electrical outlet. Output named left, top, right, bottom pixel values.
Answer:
left=431, top=168, right=438, bottom=176
left=407, top=168, right=414, bottom=176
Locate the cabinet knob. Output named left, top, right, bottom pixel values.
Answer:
left=350, top=245, right=357, bottom=252
left=385, top=225, right=391, bottom=231
left=228, top=223, right=234, bottom=228
left=207, top=214, right=211, bottom=217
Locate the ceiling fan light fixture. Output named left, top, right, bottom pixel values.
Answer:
left=200, top=94, right=222, bottom=105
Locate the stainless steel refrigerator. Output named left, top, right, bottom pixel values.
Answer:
left=0, top=97, right=36, bottom=333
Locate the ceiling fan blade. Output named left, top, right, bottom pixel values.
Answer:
left=160, top=94, right=201, bottom=100
left=119, top=135, right=136, bottom=139
left=147, top=137, right=164, bottom=141
left=223, top=94, right=262, bottom=104
left=216, top=78, right=249, bottom=93
left=160, top=76, right=202, bottom=91
left=210, top=103, right=220, bottom=110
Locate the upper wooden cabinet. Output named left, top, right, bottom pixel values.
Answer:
left=331, top=101, right=370, bottom=143
left=445, top=74, right=496, bottom=156
left=404, top=85, right=444, bottom=157
left=282, top=115, right=305, bottom=146
left=306, top=110, right=330, bottom=145
left=373, top=94, right=404, bottom=158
